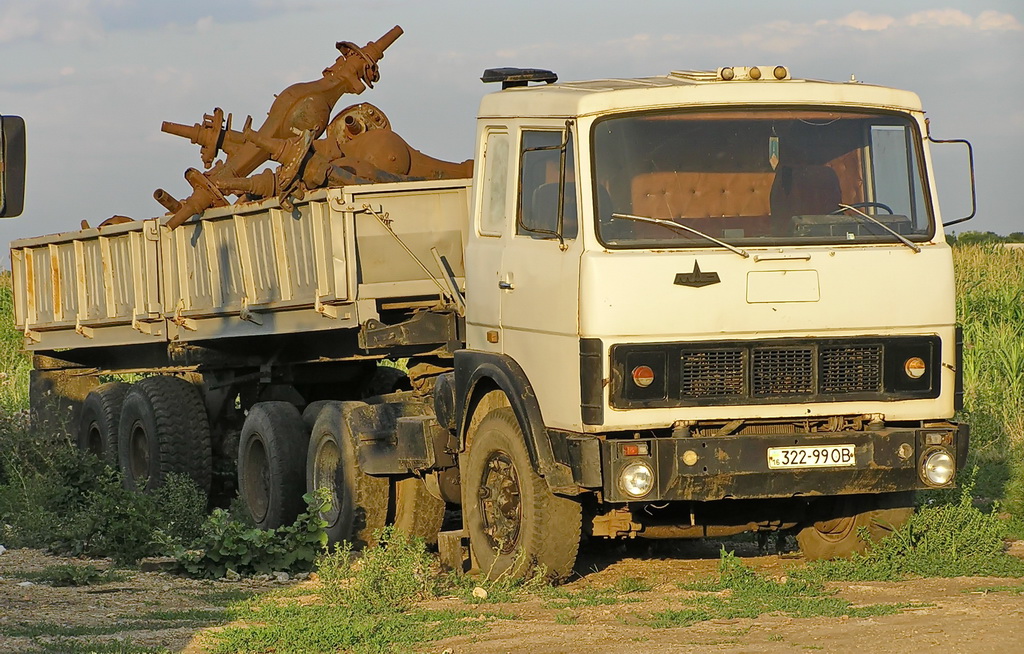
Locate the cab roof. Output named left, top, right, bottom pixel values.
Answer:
left=477, top=69, right=924, bottom=120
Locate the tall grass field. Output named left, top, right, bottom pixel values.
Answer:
left=2, top=245, right=1023, bottom=514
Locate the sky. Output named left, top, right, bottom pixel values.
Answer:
left=1, top=0, right=1022, bottom=264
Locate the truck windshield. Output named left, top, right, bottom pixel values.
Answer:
left=592, top=108, right=934, bottom=248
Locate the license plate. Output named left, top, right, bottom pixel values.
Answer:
left=767, top=444, right=856, bottom=469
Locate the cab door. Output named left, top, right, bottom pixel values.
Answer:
left=464, top=127, right=512, bottom=353
left=498, top=125, right=583, bottom=430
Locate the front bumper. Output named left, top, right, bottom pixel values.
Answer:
left=581, top=423, right=968, bottom=503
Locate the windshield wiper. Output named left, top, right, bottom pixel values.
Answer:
left=611, top=213, right=750, bottom=258
left=836, top=204, right=921, bottom=254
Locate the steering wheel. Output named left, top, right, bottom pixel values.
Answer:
left=830, top=201, right=894, bottom=215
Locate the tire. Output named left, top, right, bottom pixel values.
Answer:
left=306, top=401, right=390, bottom=548
left=797, top=494, right=915, bottom=560
left=117, top=376, right=212, bottom=494
left=76, top=382, right=128, bottom=466
left=238, top=402, right=308, bottom=529
left=463, top=407, right=581, bottom=581
left=301, top=400, right=332, bottom=432
left=392, top=476, right=446, bottom=546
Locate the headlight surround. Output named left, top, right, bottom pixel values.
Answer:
left=922, top=448, right=955, bottom=486
left=619, top=461, right=655, bottom=498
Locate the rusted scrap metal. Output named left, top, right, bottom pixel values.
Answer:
left=156, top=25, right=472, bottom=228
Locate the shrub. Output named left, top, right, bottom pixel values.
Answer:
left=167, top=491, right=329, bottom=578
left=0, top=421, right=208, bottom=564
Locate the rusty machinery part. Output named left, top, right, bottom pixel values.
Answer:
left=334, top=41, right=381, bottom=89
left=159, top=26, right=404, bottom=229
left=153, top=189, right=183, bottom=214
left=184, top=167, right=229, bottom=209
left=327, top=103, right=391, bottom=145
left=160, top=107, right=233, bottom=169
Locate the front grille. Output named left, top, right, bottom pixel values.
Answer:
left=752, top=347, right=814, bottom=395
left=820, top=345, right=883, bottom=393
left=611, top=335, right=940, bottom=408
left=680, top=349, right=744, bottom=397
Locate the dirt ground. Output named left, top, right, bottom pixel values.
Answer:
left=1, top=540, right=1022, bottom=654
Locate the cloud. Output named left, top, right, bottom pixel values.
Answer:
left=0, top=0, right=105, bottom=44
left=976, top=10, right=1024, bottom=31
left=834, top=11, right=895, bottom=32
left=833, top=8, right=1022, bottom=33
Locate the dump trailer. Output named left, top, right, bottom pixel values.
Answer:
left=11, top=56, right=973, bottom=579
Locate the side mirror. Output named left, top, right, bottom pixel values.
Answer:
left=927, top=133, right=976, bottom=228
left=1, top=115, right=26, bottom=218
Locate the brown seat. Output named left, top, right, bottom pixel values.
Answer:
left=770, top=165, right=842, bottom=219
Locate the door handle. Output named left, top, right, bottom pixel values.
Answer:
left=498, top=280, right=515, bottom=290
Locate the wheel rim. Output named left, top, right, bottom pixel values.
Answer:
left=242, top=437, right=270, bottom=523
left=128, top=421, right=151, bottom=483
left=313, top=438, right=341, bottom=527
left=85, top=423, right=103, bottom=457
left=478, top=450, right=522, bottom=554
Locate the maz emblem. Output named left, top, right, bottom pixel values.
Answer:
left=674, top=261, right=720, bottom=288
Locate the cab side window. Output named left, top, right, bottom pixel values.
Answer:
left=517, top=130, right=577, bottom=240
left=479, top=131, right=510, bottom=236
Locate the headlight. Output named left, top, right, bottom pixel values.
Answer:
left=923, top=449, right=955, bottom=486
left=619, top=461, right=654, bottom=498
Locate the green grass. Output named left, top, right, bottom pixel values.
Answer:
left=11, top=563, right=125, bottom=587
left=644, top=549, right=916, bottom=629
left=206, top=528, right=499, bottom=654
left=954, top=244, right=1024, bottom=517
left=541, top=575, right=653, bottom=609
left=16, top=639, right=170, bottom=654
left=803, top=476, right=1024, bottom=582
left=0, top=270, right=31, bottom=415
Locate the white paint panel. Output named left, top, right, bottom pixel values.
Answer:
left=746, top=270, right=820, bottom=303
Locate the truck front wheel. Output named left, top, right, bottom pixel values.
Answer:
left=463, top=407, right=581, bottom=581
left=306, top=401, right=389, bottom=548
left=238, top=402, right=308, bottom=529
left=797, top=494, right=914, bottom=560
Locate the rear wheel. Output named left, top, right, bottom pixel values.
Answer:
left=797, top=493, right=914, bottom=560
left=392, top=476, right=446, bottom=546
left=238, top=402, right=308, bottom=529
left=306, top=401, right=390, bottom=548
left=463, top=407, right=581, bottom=581
left=77, top=382, right=128, bottom=466
left=117, top=376, right=212, bottom=494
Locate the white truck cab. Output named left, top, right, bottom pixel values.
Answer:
left=456, top=66, right=966, bottom=572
